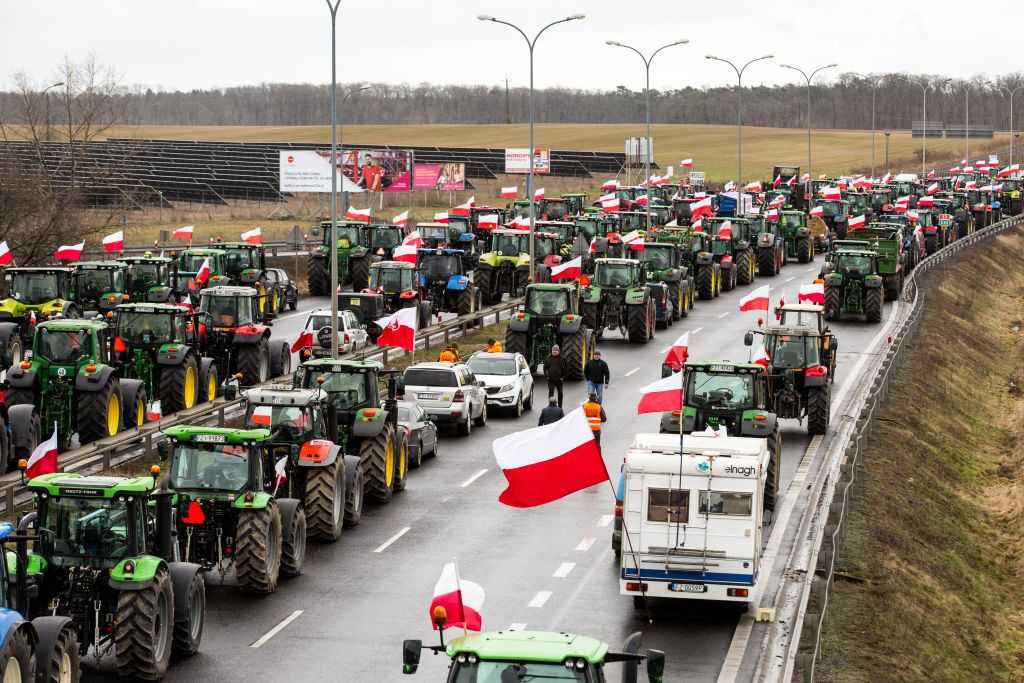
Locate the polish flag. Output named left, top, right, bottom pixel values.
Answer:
left=723, top=181, right=736, bottom=192
left=451, top=196, right=475, bottom=216
left=964, top=180, right=977, bottom=190
left=691, top=218, right=703, bottom=232
left=0, top=241, right=13, bottom=266
left=680, top=158, right=694, bottom=168
left=601, top=179, right=619, bottom=191
left=588, top=237, right=598, bottom=254
left=800, top=173, right=810, bottom=182
left=949, top=166, right=961, bottom=173
left=54, top=241, right=85, bottom=261
left=393, top=244, right=419, bottom=264
left=690, top=196, right=713, bottom=220
left=622, top=231, right=644, bottom=251
left=848, top=214, right=866, bottom=231
left=766, top=208, right=779, bottom=221
left=393, top=210, right=410, bottom=227
left=664, top=331, right=690, bottom=369
left=744, top=181, right=763, bottom=193
left=291, top=330, right=313, bottom=353
left=25, top=426, right=59, bottom=479
left=250, top=405, right=273, bottom=426
left=917, top=196, right=935, bottom=208
left=754, top=344, right=770, bottom=369
left=102, top=230, right=125, bottom=253
left=428, top=563, right=484, bottom=632
left=787, top=175, right=798, bottom=187
left=402, top=230, right=423, bottom=247
left=240, top=227, right=262, bottom=245
left=797, top=281, right=825, bottom=305
left=501, top=186, right=518, bottom=198
left=809, top=205, right=825, bottom=217
left=346, top=206, right=371, bottom=221
left=718, top=221, right=733, bottom=240
left=772, top=175, right=782, bottom=189
left=637, top=373, right=683, bottom=414
left=533, top=187, right=545, bottom=201
left=147, top=401, right=162, bottom=422
left=173, top=225, right=194, bottom=240
left=926, top=182, right=940, bottom=195
left=769, top=194, right=786, bottom=209
left=635, top=194, right=649, bottom=207
left=493, top=407, right=606, bottom=507
left=739, top=284, right=770, bottom=313
left=893, top=196, right=910, bottom=213
left=477, top=214, right=499, bottom=230
left=194, top=258, right=212, bottom=285
left=375, top=306, right=417, bottom=352
left=433, top=211, right=449, bottom=224
left=600, top=193, right=619, bottom=213
left=550, top=256, right=582, bottom=282
left=509, top=216, right=530, bottom=230
left=819, top=186, right=842, bottom=200
left=881, top=172, right=893, bottom=184
left=273, top=456, right=288, bottom=495
left=961, top=158, right=968, bottom=165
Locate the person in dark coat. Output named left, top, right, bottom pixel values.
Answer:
left=544, top=345, right=565, bottom=407
left=537, top=397, right=564, bottom=426
left=584, top=351, right=610, bottom=403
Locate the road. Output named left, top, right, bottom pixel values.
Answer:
left=92, top=263, right=894, bottom=682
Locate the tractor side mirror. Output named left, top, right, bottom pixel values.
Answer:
left=646, top=650, right=666, bottom=683
left=157, top=441, right=171, bottom=461
left=402, top=639, right=422, bottom=674
left=743, top=331, right=754, bottom=347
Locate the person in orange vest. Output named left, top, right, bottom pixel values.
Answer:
left=485, top=338, right=503, bottom=353
left=438, top=346, right=457, bottom=362
left=582, top=393, right=607, bottom=446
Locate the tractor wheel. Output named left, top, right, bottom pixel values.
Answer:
left=159, top=355, right=198, bottom=414
left=78, top=378, right=122, bottom=445
left=504, top=330, right=528, bottom=358
left=626, top=303, right=649, bottom=344
left=123, top=383, right=148, bottom=430
left=797, top=238, right=813, bottom=263
left=269, top=340, right=291, bottom=377
left=457, top=287, right=475, bottom=316
left=198, top=359, right=218, bottom=404
left=393, top=431, right=409, bottom=493
left=307, top=255, right=329, bottom=296
left=714, top=265, right=723, bottom=297
left=806, top=387, right=831, bottom=436
left=0, top=324, right=22, bottom=371
left=721, top=265, right=735, bottom=292
left=343, top=455, right=364, bottom=528
left=34, top=618, right=80, bottom=683
left=236, top=339, right=270, bottom=386
left=883, top=275, right=899, bottom=302
left=7, top=406, right=38, bottom=471
left=925, top=233, right=938, bottom=255
left=235, top=500, right=283, bottom=594
left=114, top=567, right=174, bottom=680
left=865, top=287, right=883, bottom=323
left=736, top=251, right=754, bottom=285
left=362, top=425, right=397, bottom=504
left=350, top=257, right=371, bottom=291
left=171, top=570, right=206, bottom=658
left=561, top=328, right=587, bottom=380
left=824, top=286, right=841, bottom=321
left=758, top=248, right=776, bottom=276
left=765, top=429, right=781, bottom=513
left=305, top=459, right=345, bottom=542
left=0, top=622, right=30, bottom=683
left=667, top=281, right=681, bottom=320
left=581, top=302, right=599, bottom=331
left=696, top=265, right=714, bottom=300
left=418, top=301, right=431, bottom=329
left=277, top=499, right=307, bottom=576
left=474, top=268, right=497, bottom=305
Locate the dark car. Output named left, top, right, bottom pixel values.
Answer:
left=266, top=267, right=299, bottom=312
left=396, top=400, right=439, bottom=468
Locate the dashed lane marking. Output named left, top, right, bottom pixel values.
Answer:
left=785, top=276, right=795, bottom=283
left=460, top=469, right=488, bottom=488
left=575, top=537, right=597, bottom=552
left=528, top=591, right=552, bottom=608
left=553, top=562, right=576, bottom=578
left=624, top=367, right=639, bottom=377
left=250, top=610, right=303, bottom=648
left=692, top=327, right=703, bottom=334
left=597, top=515, right=614, bottom=528
left=373, top=526, right=411, bottom=553
left=508, top=623, right=528, bottom=631
left=717, top=312, right=730, bottom=319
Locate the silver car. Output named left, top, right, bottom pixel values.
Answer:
left=401, top=362, right=487, bottom=436
left=466, top=351, right=535, bottom=417
left=301, top=308, right=369, bottom=359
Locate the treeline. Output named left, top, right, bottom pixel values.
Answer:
left=3, top=73, right=1024, bottom=131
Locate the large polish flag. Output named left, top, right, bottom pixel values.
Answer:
left=0, top=241, right=13, bottom=266
left=690, top=196, right=713, bottom=219
left=194, top=258, right=212, bottom=285
left=26, top=425, right=59, bottom=479
left=240, top=226, right=262, bottom=245
left=173, top=225, right=194, bottom=240
left=739, top=284, right=770, bottom=313
left=600, top=193, right=620, bottom=213
left=848, top=214, right=866, bottom=231
left=917, top=196, right=935, bottom=208
left=797, top=281, right=825, bottom=305
left=103, top=230, right=125, bottom=252
left=600, top=179, right=619, bottom=191
left=477, top=214, right=500, bottom=230
left=533, top=187, right=545, bottom=201
left=493, top=408, right=606, bottom=508
left=375, top=306, right=417, bottom=352
left=54, top=241, right=85, bottom=261
left=346, top=206, right=372, bottom=221
left=550, top=256, right=582, bottom=282
left=451, top=196, right=475, bottom=216
left=428, top=563, right=484, bottom=632
left=433, top=211, right=449, bottom=224
left=402, top=230, right=423, bottom=247
left=500, top=186, right=518, bottom=198
left=664, top=331, right=689, bottom=369
left=637, top=373, right=683, bottom=415
left=809, top=205, right=825, bottom=217
left=393, top=244, right=419, bottom=264
left=393, top=210, right=410, bottom=227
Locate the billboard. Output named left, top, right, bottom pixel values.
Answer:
left=279, top=151, right=363, bottom=193
left=505, top=147, right=551, bottom=175
left=340, top=149, right=412, bottom=193
left=413, top=163, right=466, bottom=191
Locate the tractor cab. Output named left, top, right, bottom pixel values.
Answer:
left=417, top=223, right=454, bottom=249
left=592, top=258, right=645, bottom=290
left=121, top=254, right=175, bottom=304
left=173, top=248, right=229, bottom=295
left=776, top=302, right=830, bottom=336
left=614, top=211, right=649, bottom=233
left=561, top=193, right=588, bottom=216
left=71, top=261, right=129, bottom=315
left=366, top=224, right=405, bottom=258
left=665, top=361, right=776, bottom=439
left=0, top=266, right=77, bottom=329
left=242, top=387, right=329, bottom=452
left=219, top=242, right=266, bottom=282
left=525, top=284, right=573, bottom=317
left=164, top=427, right=265, bottom=496
left=198, top=286, right=264, bottom=329
left=315, top=220, right=366, bottom=250
left=114, top=303, right=192, bottom=349
left=293, top=359, right=384, bottom=429
left=368, top=261, right=421, bottom=315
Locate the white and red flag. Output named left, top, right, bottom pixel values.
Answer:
left=691, top=218, right=703, bottom=232
left=637, top=373, right=683, bottom=415
left=550, top=256, right=582, bottom=282
left=765, top=208, right=779, bottom=221
left=819, top=186, right=842, bottom=200
left=772, top=175, right=782, bottom=189
left=601, top=179, right=619, bottom=191
left=402, top=230, right=423, bottom=248
left=621, top=230, right=644, bottom=251
left=739, top=284, right=770, bottom=313
left=797, top=281, right=825, bottom=305
left=433, top=211, right=449, bottom=224
left=809, top=205, right=825, bottom=217
left=291, top=330, right=313, bottom=353
left=54, top=241, right=85, bottom=262
left=25, top=425, right=59, bottom=479
left=926, top=182, right=940, bottom=195
left=509, top=216, right=530, bottom=230
left=634, top=194, right=649, bottom=207
left=393, top=210, right=410, bottom=227
left=600, top=193, right=619, bottom=213
left=393, top=244, right=419, bottom=264
left=0, top=241, right=13, bottom=266
left=250, top=404, right=273, bottom=426
left=375, top=306, right=418, bottom=352
left=492, top=407, right=606, bottom=507
left=917, top=196, right=935, bottom=208
left=533, top=187, right=545, bottom=201
left=477, top=214, right=499, bottom=230
left=664, top=331, right=689, bottom=369
left=881, top=172, right=893, bottom=184
left=451, top=196, right=475, bottom=216
left=346, top=206, right=371, bottom=221
left=744, top=180, right=763, bottom=193
left=753, top=344, right=770, bottom=368
left=800, top=173, right=810, bottom=182
left=194, top=258, right=212, bottom=285
left=147, top=401, right=163, bottom=422
left=690, top=196, right=713, bottom=220
left=173, top=225, right=194, bottom=240
left=428, top=562, right=484, bottom=632
left=769, top=194, right=786, bottom=209
left=848, top=214, right=866, bottom=231
left=894, top=196, right=910, bottom=213
left=680, top=158, right=694, bottom=168
left=501, top=186, right=518, bottom=198
left=103, top=230, right=125, bottom=252
left=717, top=221, right=733, bottom=240
left=240, top=227, right=262, bottom=245
left=787, top=175, right=798, bottom=187
left=927, top=170, right=935, bottom=179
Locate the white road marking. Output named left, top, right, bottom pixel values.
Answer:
left=717, top=312, right=730, bottom=319
left=660, top=347, right=671, bottom=353
left=553, top=562, right=576, bottom=578
left=692, top=326, right=703, bottom=334
left=575, top=537, right=597, bottom=552
left=250, top=610, right=303, bottom=648
left=373, top=526, right=411, bottom=553
left=624, top=367, right=639, bottom=377
left=805, top=266, right=817, bottom=272
left=784, top=276, right=795, bottom=283
left=596, top=514, right=613, bottom=528
left=460, top=469, right=488, bottom=488
left=528, top=591, right=552, bottom=608
left=508, top=623, right=528, bottom=631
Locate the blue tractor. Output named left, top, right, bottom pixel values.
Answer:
left=417, top=248, right=482, bottom=317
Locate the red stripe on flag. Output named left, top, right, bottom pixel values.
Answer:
left=497, top=439, right=605, bottom=508
left=637, top=386, right=683, bottom=415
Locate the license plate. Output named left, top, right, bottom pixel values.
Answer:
left=418, top=393, right=439, bottom=400
left=669, top=582, right=707, bottom=593
left=349, top=298, right=361, bottom=306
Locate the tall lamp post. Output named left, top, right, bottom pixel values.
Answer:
left=850, top=73, right=883, bottom=177
left=906, top=76, right=951, bottom=176
left=998, top=85, right=1024, bottom=166
left=605, top=38, right=689, bottom=229
left=326, top=0, right=343, bottom=358
left=705, top=54, right=773, bottom=193
left=964, top=81, right=972, bottom=163
left=41, top=81, right=65, bottom=142
left=479, top=13, right=585, bottom=282
left=780, top=63, right=837, bottom=184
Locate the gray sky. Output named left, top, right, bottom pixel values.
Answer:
left=2, top=0, right=1018, bottom=93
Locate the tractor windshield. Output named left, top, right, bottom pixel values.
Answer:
left=450, top=661, right=587, bottom=682
left=816, top=201, right=844, bottom=217
left=688, top=371, right=754, bottom=409
left=640, top=246, right=672, bottom=270
left=10, top=272, right=60, bottom=304
left=535, top=238, right=556, bottom=259
left=74, top=269, right=119, bottom=299
left=38, top=329, right=89, bottom=363
left=526, top=288, right=570, bottom=316
left=42, top=496, right=130, bottom=563
left=224, top=247, right=256, bottom=271
left=493, top=235, right=527, bottom=255
left=836, top=254, right=873, bottom=274
left=419, top=254, right=462, bottom=280
left=178, top=253, right=215, bottom=273
left=781, top=213, right=804, bottom=229
left=595, top=263, right=634, bottom=288
left=127, top=262, right=162, bottom=290
left=369, top=267, right=412, bottom=291
left=329, top=226, right=362, bottom=246
left=421, top=227, right=449, bottom=243
left=768, top=334, right=820, bottom=369
left=544, top=202, right=568, bottom=220
left=304, top=372, right=369, bottom=409
left=245, top=404, right=308, bottom=440
left=170, top=442, right=250, bottom=492
left=369, top=228, right=402, bottom=249
left=199, top=295, right=253, bottom=326
left=118, top=312, right=176, bottom=345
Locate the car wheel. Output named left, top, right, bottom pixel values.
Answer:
left=524, top=385, right=534, bottom=411
left=514, top=392, right=523, bottom=418
left=474, top=401, right=487, bottom=427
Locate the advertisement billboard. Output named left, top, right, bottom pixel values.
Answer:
left=279, top=151, right=362, bottom=193
left=340, top=149, right=412, bottom=193
left=505, top=147, right=551, bottom=175
left=413, top=163, right=466, bottom=191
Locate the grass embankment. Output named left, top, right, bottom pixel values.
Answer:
left=817, top=229, right=1024, bottom=682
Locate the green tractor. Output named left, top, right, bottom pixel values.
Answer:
left=504, top=283, right=595, bottom=377
left=293, top=359, right=408, bottom=516
left=474, top=229, right=536, bottom=304
left=368, top=260, right=433, bottom=328
left=7, top=318, right=148, bottom=451
left=122, top=254, right=177, bottom=304
left=172, top=248, right=230, bottom=299
left=704, top=217, right=756, bottom=290
left=219, top=242, right=285, bottom=315
left=112, top=303, right=219, bottom=414
left=657, top=226, right=721, bottom=301
left=580, top=258, right=655, bottom=343
left=822, top=246, right=884, bottom=322
left=779, top=210, right=814, bottom=263
left=631, top=241, right=695, bottom=324
left=70, top=261, right=131, bottom=316
left=751, top=216, right=786, bottom=277
left=307, top=221, right=373, bottom=294
left=0, top=267, right=79, bottom=369
left=18, top=471, right=206, bottom=680
left=853, top=224, right=906, bottom=300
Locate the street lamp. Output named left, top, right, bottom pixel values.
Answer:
left=849, top=73, right=884, bottom=177
left=998, top=85, right=1024, bottom=166
left=905, top=76, right=951, bottom=176
left=705, top=54, right=773, bottom=192
left=338, top=84, right=372, bottom=151
left=479, top=13, right=585, bottom=282
left=605, top=38, right=689, bottom=229
left=41, top=81, right=64, bottom=142
left=780, top=63, right=837, bottom=184
left=326, top=0, right=343, bottom=358
left=964, top=81, right=972, bottom=163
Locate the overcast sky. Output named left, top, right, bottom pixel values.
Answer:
left=3, top=0, right=1018, bottom=93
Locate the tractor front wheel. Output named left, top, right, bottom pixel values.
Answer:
left=457, top=287, right=475, bottom=316
left=350, top=257, right=371, bottom=291
left=159, top=356, right=198, bottom=414
left=306, top=459, right=345, bottom=542
left=736, top=251, right=755, bottom=285
left=0, top=623, right=30, bottom=683
left=78, top=378, right=122, bottom=445
left=474, top=268, right=497, bottom=305
left=667, top=281, right=681, bottom=320
left=362, top=425, right=397, bottom=504
left=114, top=567, right=174, bottom=680
left=171, top=570, right=206, bottom=658
left=797, top=238, right=813, bottom=263
left=343, top=455, right=364, bottom=528
left=865, top=287, right=883, bottom=323
left=278, top=499, right=307, bottom=575
left=235, top=501, right=283, bottom=594
left=269, top=340, right=291, bottom=378
left=765, top=429, right=781, bottom=513
left=34, top=619, right=80, bottom=683
left=696, top=265, right=714, bottom=300
left=236, top=339, right=270, bottom=386
left=806, top=387, right=830, bottom=435
left=626, top=303, right=650, bottom=344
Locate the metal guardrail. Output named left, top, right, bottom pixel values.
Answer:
left=0, top=297, right=521, bottom=516
left=785, top=215, right=1024, bottom=682
left=78, top=239, right=316, bottom=260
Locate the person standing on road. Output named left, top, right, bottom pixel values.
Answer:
left=537, top=396, right=564, bottom=426
left=582, top=393, right=607, bottom=446
left=584, top=351, right=610, bottom=403
left=544, top=345, right=565, bottom=407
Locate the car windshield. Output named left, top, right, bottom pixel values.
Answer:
left=451, top=661, right=586, bottom=682
left=199, top=295, right=253, bottom=326
left=641, top=246, right=672, bottom=270
left=687, top=371, right=754, bottom=409
left=245, top=404, right=308, bottom=440
left=128, top=263, right=162, bottom=289
left=420, top=255, right=462, bottom=279
left=10, top=272, right=60, bottom=304
left=768, top=334, right=820, bottom=369
left=404, top=368, right=458, bottom=387
left=369, top=228, right=402, bottom=248
left=74, top=269, right=117, bottom=299
left=468, top=356, right=517, bottom=375
left=44, top=496, right=130, bottom=562
left=493, top=235, right=526, bottom=255
left=526, top=288, right=569, bottom=316
left=303, top=371, right=368, bottom=409
left=369, top=267, right=411, bottom=291
left=178, top=253, right=216, bottom=273
left=118, top=311, right=175, bottom=345
left=837, top=254, right=873, bottom=274
left=595, top=263, right=634, bottom=288
left=170, top=442, right=250, bottom=492
left=38, top=329, right=89, bottom=362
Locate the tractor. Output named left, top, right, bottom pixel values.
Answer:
left=504, top=283, right=595, bottom=377
left=752, top=216, right=786, bottom=276
left=306, top=221, right=373, bottom=294
left=660, top=227, right=720, bottom=301
left=219, top=242, right=284, bottom=315
left=112, top=303, right=219, bottom=414
left=293, top=359, right=407, bottom=514
left=0, top=267, right=78, bottom=369
left=365, top=224, right=407, bottom=260
left=196, top=286, right=291, bottom=387
left=418, top=221, right=481, bottom=272
left=704, top=217, right=756, bottom=290
left=70, top=261, right=130, bottom=316
left=631, top=241, right=694, bottom=323
left=580, top=258, right=655, bottom=343
left=853, top=224, right=906, bottom=300
left=474, top=230, right=539, bottom=304
left=417, top=248, right=482, bottom=318
left=172, top=248, right=230, bottom=299
left=18, top=471, right=206, bottom=680
left=122, top=254, right=177, bottom=304
left=812, top=198, right=851, bottom=239
left=822, top=246, right=885, bottom=323
left=7, top=318, right=147, bottom=450
left=367, top=260, right=432, bottom=328
left=779, top=210, right=814, bottom=263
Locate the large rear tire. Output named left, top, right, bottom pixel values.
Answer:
left=197, top=359, right=218, bottom=404
left=626, top=303, right=649, bottom=344
left=115, top=567, right=174, bottom=680
left=350, top=257, right=370, bottom=291
left=561, top=328, right=587, bottom=380
left=34, top=619, right=80, bottom=683
left=307, top=255, right=329, bottom=296
left=824, top=285, right=841, bottom=321
left=806, top=387, right=830, bottom=436
left=306, top=460, right=345, bottom=542
left=362, top=425, right=396, bottom=504
left=865, top=287, right=883, bottom=323
left=159, top=355, right=198, bottom=414
left=457, top=287, right=475, bottom=316
left=504, top=330, right=528, bottom=358
left=797, top=237, right=813, bottom=263
left=757, top=247, right=776, bottom=276
left=695, top=265, right=714, bottom=300
left=278, top=500, right=307, bottom=576
left=269, top=340, right=291, bottom=377
left=666, top=281, right=681, bottom=320
left=474, top=268, right=497, bottom=305
left=0, top=625, right=30, bottom=683
left=736, top=251, right=754, bottom=285
left=78, top=378, right=122, bottom=445
left=235, top=501, right=283, bottom=594
left=171, top=570, right=205, bottom=658
left=123, top=383, right=148, bottom=430
left=236, top=339, right=270, bottom=386
left=721, top=265, right=735, bottom=292
left=765, top=429, right=781, bottom=513
left=343, top=455, right=364, bottom=528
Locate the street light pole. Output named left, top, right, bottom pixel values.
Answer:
left=606, top=39, right=689, bottom=229
left=41, top=81, right=65, bottom=143
left=780, top=63, right=837, bottom=184
left=998, top=85, right=1023, bottom=166
left=706, top=54, right=773, bottom=194
left=850, top=74, right=884, bottom=177
left=965, top=82, right=971, bottom=163
left=906, top=77, right=951, bottom=176
left=326, top=0, right=342, bottom=358
left=479, top=13, right=585, bottom=283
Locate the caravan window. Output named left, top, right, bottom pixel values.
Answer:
left=699, top=491, right=753, bottom=516
left=647, top=488, right=688, bottom=523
